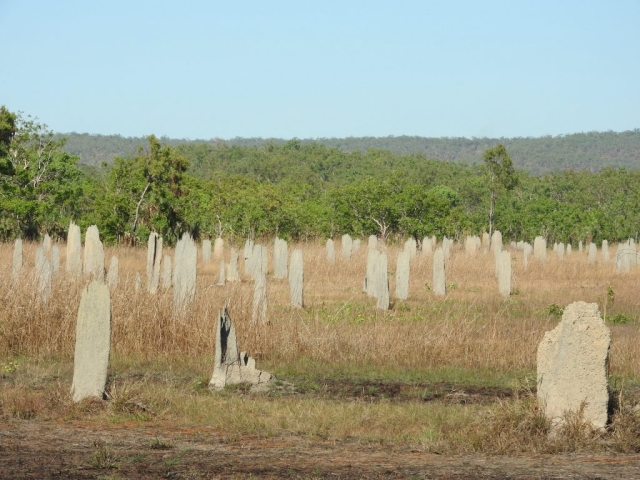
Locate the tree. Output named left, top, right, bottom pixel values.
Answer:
left=0, top=108, right=83, bottom=240
left=100, top=135, right=189, bottom=243
left=483, top=144, right=518, bottom=238
left=0, top=106, right=16, bottom=164
left=330, top=177, right=404, bottom=239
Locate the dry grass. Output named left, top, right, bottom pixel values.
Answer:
left=2, top=238, right=640, bottom=454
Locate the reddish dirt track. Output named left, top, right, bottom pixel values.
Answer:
left=2, top=420, right=640, bottom=479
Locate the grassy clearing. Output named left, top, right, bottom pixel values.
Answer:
left=2, top=240, right=640, bottom=454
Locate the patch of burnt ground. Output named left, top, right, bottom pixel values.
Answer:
left=292, top=379, right=532, bottom=404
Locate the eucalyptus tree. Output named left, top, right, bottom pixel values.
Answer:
left=0, top=106, right=83, bottom=240
left=483, top=144, right=518, bottom=239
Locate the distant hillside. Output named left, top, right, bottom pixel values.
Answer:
left=58, top=130, right=640, bottom=175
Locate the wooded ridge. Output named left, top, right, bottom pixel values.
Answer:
left=58, top=130, right=640, bottom=176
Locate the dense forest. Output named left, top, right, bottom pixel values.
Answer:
left=59, top=130, right=640, bottom=175
left=3, top=106, right=640, bottom=246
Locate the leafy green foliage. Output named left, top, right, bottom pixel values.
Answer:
left=5, top=106, right=640, bottom=245
left=483, top=144, right=518, bottom=236
left=609, top=313, right=633, bottom=324
left=96, top=135, right=189, bottom=244
left=545, top=304, right=564, bottom=317
left=0, top=110, right=83, bottom=240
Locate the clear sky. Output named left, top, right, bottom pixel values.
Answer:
left=1, top=1, right=638, bottom=139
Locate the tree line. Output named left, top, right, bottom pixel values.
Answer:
left=60, top=129, right=640, bottom=175
left=3, top=106, right=640, bottom=246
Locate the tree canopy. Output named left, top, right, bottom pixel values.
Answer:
left=3, top=106, right=640, bottom=246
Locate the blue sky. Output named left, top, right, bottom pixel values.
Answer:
left=1, top=1, right=638, bottom=139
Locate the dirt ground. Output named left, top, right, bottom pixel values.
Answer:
left=1, top=419, right=639, bottom=479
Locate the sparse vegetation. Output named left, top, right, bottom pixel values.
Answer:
left=546, top=303, right=564, bottom=317
left=2, top=240, right=640, bottom=463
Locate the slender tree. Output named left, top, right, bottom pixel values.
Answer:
left=483, top=144, right=518, bottom=238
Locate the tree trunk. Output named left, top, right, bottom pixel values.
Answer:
left=489, top=190, right=495, bottom=241
left=132, top=182, right=151, bottom=233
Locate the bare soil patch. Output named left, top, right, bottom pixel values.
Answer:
left=293, top=379, right=530, bottom=405
left=2, top=419, right=639, bottom=479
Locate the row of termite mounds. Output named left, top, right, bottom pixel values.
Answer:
left=12, top=226, right=640, bottom=317
left=73, top=285, right=612, bottom=433
left=10, top=224, right=617, bottom=429
left=331, top=231, right=640, bottom=307
left=11, top=223, right=305, bottom=321
left=12, top=224, right=640, bottom=324
left=69, top=277, right=611, bottom=433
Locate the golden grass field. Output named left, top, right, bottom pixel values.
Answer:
left=2, top=238, right=640, bottom=461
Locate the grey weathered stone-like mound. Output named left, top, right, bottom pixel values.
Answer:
left=12, top=238, right=23, bottom=281
left=227, top=249, right=240, bottom=282
left=566, top=244, right=572, bottom=255
left=364, top=248, right=380, bottom=296
left=464, top=235, right=477, bottom=256
left=51, top=245, right=60, bottom=274
left=71, top=280, right=111, bottom=402
left=442, top=236, right=452, bottom=259
left=482, top=232, right=490, bottom=249
left=289, top=248, right=304, bottom=308
left=326, top=239, right=335, bottom=263
left=217, top=259, right=226, bottom=286
left=213, top=237, right=224, bottom=261
left=146, top=232, right=162, bottom=294
left=245, top=244, right=258, bottom=279
left=134, top=272, right=142, bottom=292
left=615, top=242, right=634, bottom=272
left=498, top=250, right=511, bottom=297
left=36, top=244, right=46, bottom=276
left=66, top=222, right=82, bottom=277
left=404, top=238, right=417, bottom=259
left=243, top=239, right=254, bottom=275
left=432, top=247, right=446, bottom=296
left=248, top=244, right=268, bottom=280
left=492, top=230, right=502, bottom=276
left=629, top=239, right=638, bottom=267
left=252, top=264, right=268, bottom=324
left=375, top=252, right=389, bottom=310
left=83, top=225, right=105, bottom=281
left=491, top=230, right=502, bottom=256
left=36, top=245, right=52, bottom=303
left=533, top=236, right=547, bottom=262
left=579, top=241, right=583, bottom=252
left=395, top=250, right=410, bottom=300
left=202, top=239, right=212, bottom=264
left=493, top=246, right=502, bottom=277
left=173, top=233, right=197, bottom=311
left=421, top=236, right=432, bottom=256
left=523, top=242, right=532, bottom=269
left=273, top=237, right=288, bottom=279
left=368, top=235, right=378, bottom=252
left=161, top=255, right=172, bottom=289
left=341, top=234, right=353, bottom=261
left=43, top=233, right=52, bottom=256
left=587, top=243, right=597, bottom=264
left=537, top=301, right=610, bottom=430
left=209, top=306, right=273, bottom=390
left=106, top=256, right=119, bottom=290
left=602, top=240, right=609, bottom=263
